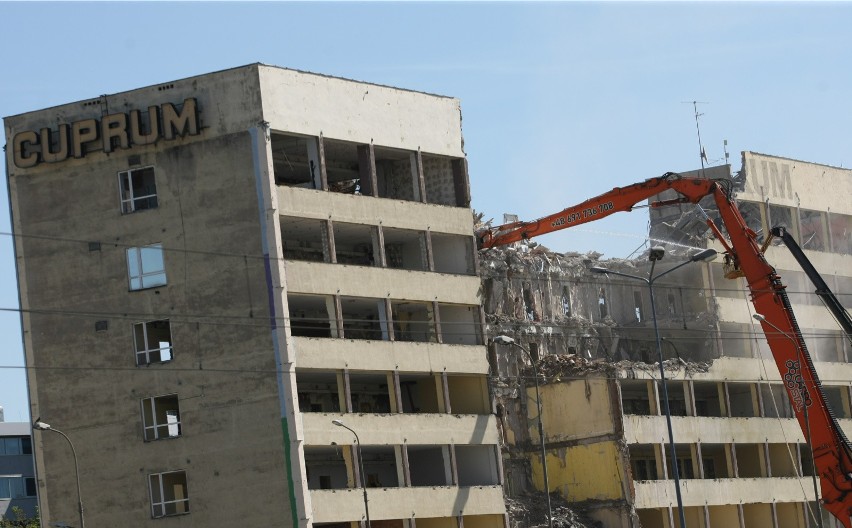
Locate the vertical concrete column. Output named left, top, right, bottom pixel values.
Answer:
left=389, top=371, right=403, bottom=413
left=723, top=382, right=733, bottom=418
left=737, top=503, right=746, bottom=528
left=762, top=441, right=771, bottom=477
left=703, top=505, right=711, bottom=528
left=413, top=148, right=426, bottom=203
left=423, top=230, right=435, bottom=271
left=451, top=158, right=471, bottom=208
left=382, top=298, right=395, bottom=341
left=730, top=443, right=740, bottom=478
left=432, top=301, right=443, bottom=344
left=665, top=506, right=675, bottom=528
left=692, top=442, right=704, bottom=479
left=395, top=444, right=411, bottom=487
left=447, top=444, right=459, bottom=485
left=316, top=133, right=328, bottom=191
left=324, top=219, right=337, bottom=264
left=340, top=370, right=353, bottom=413
left=357, top=143, right=378, bottom=197
left=457, top=513, right=465, bottom=528
left=442, top=371, right=452, bottom=414
left=373, top=225, right=386, bottom=268
left=770, top=502, right=780, bottom=528
left=327, top=295, right=343, bottom=338
left=655, top=443, right=668, bottom=481
left=434, top=374, right=448, bottom=413
left=718, top=382, right=730, bottom=417
left=755, top=383, right=766, bottom=417
left=685, top=380, right=697, bottom=416
left=650, top=380, right=662, bottom=416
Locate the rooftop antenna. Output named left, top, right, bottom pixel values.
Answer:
left=683, top=100, right=709, bottom=178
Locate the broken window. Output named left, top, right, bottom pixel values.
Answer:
left=522, top=283, right=537, bottom=321
left=693, top=382, right=723, bottom=417
left=359, top=446, right=400, bottom=488
left=633, top=291, right=644, bottom=322
left=281, top=216, right=328, bottom=262
left=333, top=222, right=376, bottom=266
left=799, top=209, right=828, bottom=252
left=399, top=374, right=442, bottom=413
left=408, top=445, right=452, bottom=486
left=767, top=203, right=798, bottom=243
left=382, top=227, right=427, bottom=271
left=760, top=383, right=793, bottom=418
left=134, top=320, right=173, bottom=366
left=392, top=301, right=435, bottom=343
left=446, top=375, right=489, bottom=414
left=305, top=446, right=349, bottom=489
left=598, top=288, right=608, bottom=319
left=829, top=212, right=852, bottom=255
left=823, top=385, right=851, bottom=419
left=659, top=381, right=688, bottom=416
left=323, top=139, right=362, bottom=194
left=118, top=166, right=158, bottom=213
left=271, top=133, right=321, bottom=189
left=628, top=445, right=659, bottom=481
left=767, top=443, right=800, bottom=477
left=421, top=154, right=457, bottom=206
left=738, top=200, right=766, bottom=243
left=141, top=394, right=181, bottom=441
left=734, top=444, right=764, bottom=478
left=127, top=244, right=167, bottom=290
left=701, top=444, right=729, bottom=478
left=456, top=445, right=500, bottom=486
left=341, top=297, right=386, bottom=340
left=288, top=294, right=335, bottom=338
left=349, top=373, right=391, bottom=413
left=149, top=470, right=189, bottom=518
left=728, top=383, right=759, bottom=417
left=431, top=232, right=475, bottom=275
left=375, top=146, right=418, bottom=201
left=836, top=275, right=852, bottom=310
left=561, top=286, right=572, bottom=317
left=620, top=380, right=654, bottom=416
left=438, top=303, right=482, bottom=345
left=296, top=371, right=340, bottom=413
left=666, top=447, right=695, bottom=479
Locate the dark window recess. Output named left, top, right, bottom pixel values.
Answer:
left=119, top=167, right=158, bottom=213
left=633, top=291, right=644, bottom=322
left=95, top=320, right=109, bottom=332
left=598, top=288, right=608, bottom=319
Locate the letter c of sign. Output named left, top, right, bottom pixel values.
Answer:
left=13, top=131, right=40, bottom=168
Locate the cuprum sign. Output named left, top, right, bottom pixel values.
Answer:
left=12, top=98, right=200, bottom=169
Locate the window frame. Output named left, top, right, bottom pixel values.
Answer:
left=0, top=476, right=36, bottom=499
left=134, top=319, right=173, bottom=366
left=148, top=470, right=190, bottom=518
left=127, top=244, right=167, bottom=291
left=118, top=166, right=158, bottom=214
left=141, top=394, right=182, bottom=441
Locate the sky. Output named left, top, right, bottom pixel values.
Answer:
left=2, top=1, right=852, bottom=422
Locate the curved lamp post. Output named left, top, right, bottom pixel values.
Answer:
left=332, top=419, right=370, bottom=528
left=591, top=246, right=716, bottom=528
left=32, top=420, right=84, bottom=528
left=753, top=313, right=823, bottom=528
left=493, top=335, right=553, bottom=528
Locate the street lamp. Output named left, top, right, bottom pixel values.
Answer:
left=591, top=246, right=716, bottom=528
left=493, top=335, right=553, bottom=528
left=32, top=420, right=85, bottom=528
left=332, top=419, right=370, bottom=528
left=753, top=313, right=823, bottom=528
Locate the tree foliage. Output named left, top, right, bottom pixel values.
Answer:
left=0, top=506, right=39, bottom=528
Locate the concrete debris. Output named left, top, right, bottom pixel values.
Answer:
left=505, top=491, right=597, bottom=528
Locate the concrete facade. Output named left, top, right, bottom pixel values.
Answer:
left=484, top=153, right=852, bottom=528
left=5, top=64, right=505, bottom=528
left=0, top=422, right=37, bottom=521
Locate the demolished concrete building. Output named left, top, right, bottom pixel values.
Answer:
left=483, top=152, right=852, bottom=528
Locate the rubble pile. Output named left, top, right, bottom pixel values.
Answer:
left=505, top=491, right=596, bottom=528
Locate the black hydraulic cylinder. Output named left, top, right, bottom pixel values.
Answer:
left=772, top=226, right=852, bottom=345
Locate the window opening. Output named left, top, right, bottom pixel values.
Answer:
left=271, top=133, right=320, bottom=189
left=141, top=394, right=182, bottom=441
left=134, top=320, right=173, bottom=366
left=0, top=477, right=36, bottom=499
left=633, top=291, right=644, bottom=322
left=561, top=286, right=572, bottom=317
left=119, top=167, right=158, bottom=213
left=289, top=294, right=336, bottom=338
left=127, top=244, right=166, bottom=290
left=598, top=288, right=608, bottom=319
left=296, top=371, right=341, bottom=413
left=149, top=470, right=189, bottom=518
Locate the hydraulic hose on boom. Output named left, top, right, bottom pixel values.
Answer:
left=770, top=226, right=852, bottom=344
left=478, top=172, right=852, bottom=527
